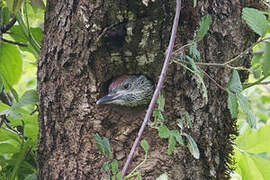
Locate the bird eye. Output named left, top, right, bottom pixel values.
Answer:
left=124, top=83, right=131, bottom=90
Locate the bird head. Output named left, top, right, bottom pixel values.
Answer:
left=96, top=75, right=154, bottom=107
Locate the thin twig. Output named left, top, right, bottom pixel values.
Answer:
left=172, top=37, right=270, bottom=71
left=1, top=17, right=17, bottom=33
left=173, top=58, right=225, bottom=67
left=172, top=42, right=193, bottom=55
left=1, top=38, right=28, bottom=47
left=224, top=36, right=270, bottom=65
left=0, top=117, right=4, bottom=129
left=174, top=59, right=227, bottom=92
left=198, top=67, right=227, bottom=91
left=171, top=58, right=252, bottom=74
left=4, top=120, right=20, bottom=134
left=30, top=104, right=39, bottom=115
left=121, top=0, right=182, bottom=178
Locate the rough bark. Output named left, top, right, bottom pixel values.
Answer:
left=37, top=0, right=260, bottom=179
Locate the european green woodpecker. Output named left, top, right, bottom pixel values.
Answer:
left=96, top=75, right=154, bottom=107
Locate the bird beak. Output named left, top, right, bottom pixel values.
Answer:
left=96, top=93, right=122, bottom=105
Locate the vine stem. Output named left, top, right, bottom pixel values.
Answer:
left=223, top=36, right=270, bottom=65
left=121, top=0, right=182, bottom=178
left=172, top=37, right=270, bottom=70
left=243, top=74, right=270, bottom=89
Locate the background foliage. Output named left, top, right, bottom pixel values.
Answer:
left=0, top=0, right=44, bottom=179
left=0, top=0, right=270, bottom=179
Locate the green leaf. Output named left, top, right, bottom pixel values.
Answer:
left=152, top=110, right=164, bottom=122
left=177, top=118, right=184, bottom=129
left=8, top=84, right=19, bottom=102
left=236, top=125, right=270, bottom=153
left=168, top=134, right=176, bottom=155
left=156, top=173, right=168, bottom=180
left=195, top=15, right=212, bottom=42
left=94, top=134, right=111, bottom=159
left=0, top=76, right=3, bottom=92
left=185, top=134, right=200, bottom=159
left=242, top=8, right=268, bottom=37
left=9, top=25, right=43, bottom=56
left=0, top=108, right=23, bottom=120
left=9, top=139, right=32, bottom=180
left=8, top=108, right=38, bottom=142
left=261, top=95, right=270, bottom=104
left=0, top=42, right=23, bottom=86
left=29, top=27, right=43, bottom=46
left=187, top=56, right=208, bottom=102
left=171, top=130, right=184, bottom=146
left=228, top=70, right=242, bottom=93
left=0, top=103, right=10, bottom=112
left=0, top=75, right=20, bottom=102
left=103, top=161, right=110, bottom=179
left=0, top=128, right=21, bottom=144
left=0, top=143, right=19, bottom=154
left=189, top=43, right=200, bottom=60
left=0, top=109, right=10, bottom=116
left=24, top=174, right=37, bottom=180
left=111, top=159, right=118, bottom=175
left=158, top=94, right=165, bottom=112
left=251, top=53, right=263, bottom=79
left=185, top=111, right=191, bottom=128
left=251, top=53, right=262, bottom=66
left=6, top=0, right=24, bottom=13
left=137, top=172, right=142, bottom=180
left=263, top=41, right=270, bottom=76
left=158, top=125, right=170, bottom=138
left=227, top=91, right=238, bottom=118
left=95, top=134, right=105, bottom=156
left=8, top=109, right=23, bottom=120
left=236, top=152, right=270, bottom=180
left=103, top=137, right=111, bottom=160
left=247, top=111, right=257, bottom=130
left=140, top=139, right=149, bottom=154
left=237, top=94, right=256, bottom=129
left=15, top=12, right=41, bottom=56
left=13, top=89, right=38, bottom=108
left=249, top=155, right=270, bottom=179
left=116, top=172, right=122, bottom=180
left=2, top=7, right=10, bottom=25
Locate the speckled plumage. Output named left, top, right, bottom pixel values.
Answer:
left=97, top=75, right=154, bottom=107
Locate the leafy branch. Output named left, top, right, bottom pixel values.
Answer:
left=154, top=95, right=199, bottom=159
left=170, top=7, right=270, bottom=130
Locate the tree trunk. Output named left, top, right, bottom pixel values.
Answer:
left=37, top=0, right=259, bottom=179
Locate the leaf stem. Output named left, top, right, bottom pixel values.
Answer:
left=124, top=152, right=148, bottom=179
left=243, top=74, right=270, bottom=89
